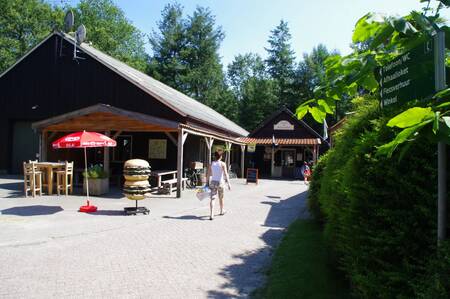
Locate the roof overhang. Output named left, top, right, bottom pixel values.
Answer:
left=180, top=124, right=246, bottom=145
left=237, top=137, right=321, bottom=146
left=32, top=103, right=179, bottom=132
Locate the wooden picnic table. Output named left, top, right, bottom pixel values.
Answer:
left=35, top=162, right=66, bottom=195
left=150, top=170, right=177, bottom=189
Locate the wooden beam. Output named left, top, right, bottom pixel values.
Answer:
left=176, top=129, right=185, bottom=198
left=240, top=145, right=245, bottom=179
left=183, top=126, right=245, bottom=146
left=182, top=132, right=188, bottom=145
left=165, top=132, right=177, bottom=146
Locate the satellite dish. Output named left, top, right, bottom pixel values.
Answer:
left=75, top=24, right=86, bottom=44
left=64, top=10, right=74, bottom=32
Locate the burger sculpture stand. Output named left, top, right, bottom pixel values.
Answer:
left=123, top=159, right=151, bottom=215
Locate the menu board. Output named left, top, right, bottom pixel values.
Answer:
left=246, top=168, right=259, bottom=184
left=148, top=139, right=167, bottom=159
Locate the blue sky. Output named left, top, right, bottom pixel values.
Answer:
left=54, top=0, right=449, bottom=67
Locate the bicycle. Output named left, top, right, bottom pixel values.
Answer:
left=184, top=168, right=201, bottom=189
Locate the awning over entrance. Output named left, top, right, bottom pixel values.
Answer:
left=237, top=137, right=321, bottom=145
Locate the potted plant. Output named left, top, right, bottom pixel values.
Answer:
left=83, top=164, right=109, bottom=196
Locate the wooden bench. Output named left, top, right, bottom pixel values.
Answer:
left=161, top=177, right=188, bottom=194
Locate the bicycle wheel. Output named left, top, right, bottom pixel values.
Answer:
left=191, top=173, right=199, bottom=187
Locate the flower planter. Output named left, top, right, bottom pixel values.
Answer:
left=83, top=178, right=109, bottom=196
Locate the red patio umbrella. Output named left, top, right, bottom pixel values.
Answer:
left=52, top=131, right=117, bottom=212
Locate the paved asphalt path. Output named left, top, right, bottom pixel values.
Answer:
left=0, top=177, right=308, bottom=298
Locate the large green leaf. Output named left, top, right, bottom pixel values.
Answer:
left=377, top=121, right=430, bottom=157
left=359, top=72, right=379, bottom=92
left=369, top=24, right=395, bottom=49
left=308, top=106, right=326, bottom=123
left=410, top=11, right=435, bottom=35
left=318, top=99, right=333, bottom=114
left=296, top=105, right=309, bottom=119
left=353, top=13, right=385, bottom=43
left=387, top=107, right=434, bottom=128
left=389, top=17, right=418, bottom=35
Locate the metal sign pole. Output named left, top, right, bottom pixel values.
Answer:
left=435, top=31, right=447, bottom=243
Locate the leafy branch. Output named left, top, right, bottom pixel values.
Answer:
left=296, top=0, right=450, bottom=158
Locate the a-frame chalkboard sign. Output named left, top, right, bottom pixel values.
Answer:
left=246, top=168, right=259, bottom=184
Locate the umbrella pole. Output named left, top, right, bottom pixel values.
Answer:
left=84, top=147, right=89, bottom=204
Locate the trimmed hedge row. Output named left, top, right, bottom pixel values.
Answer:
left=308, top=96, right=450, bottom=298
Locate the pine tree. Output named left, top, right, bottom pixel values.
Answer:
left=149, top=5, right=238, bottom=122
left=265, top=20, right=297, bottom=110
left=148, top=3, right=187, bottom=88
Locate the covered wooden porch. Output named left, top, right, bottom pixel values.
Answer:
left=32, top=104, right=246, bottom=198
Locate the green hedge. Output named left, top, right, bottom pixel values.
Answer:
left=308, top=96, right=450, bottom=298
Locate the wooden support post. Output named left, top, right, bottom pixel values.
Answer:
left=240, top=145, right=245, bottom=179
left=205, top=137, right=214, bottom=166
left=177, top=129, right=188, bottom=198
left=225, top=141, right=231, bottom=170
left=271, top=146, right=275, bottom=177
left=41, top=131, right=48, bottom=162
left=104, top=131, right=110, bottom=175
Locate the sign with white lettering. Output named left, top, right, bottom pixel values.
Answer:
left=274, top=120, right=294, bottom=130
left=377, top=38, right=434, bottom=107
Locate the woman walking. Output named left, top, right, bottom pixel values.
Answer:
left=206, top=151, right=231, bottom=220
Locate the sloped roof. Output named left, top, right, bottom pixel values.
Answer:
left=32, top=103, right=179, bottom=130
left=0, top=31, right=248, bottom=137
left=250, top=107, right=324, bottom=140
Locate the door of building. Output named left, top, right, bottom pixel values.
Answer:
left=281, top=149, right=296, bottom=177
left=11, top=121, right=39, bottom=174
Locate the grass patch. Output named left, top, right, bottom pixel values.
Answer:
left=257, top=219, right=351, bottom=299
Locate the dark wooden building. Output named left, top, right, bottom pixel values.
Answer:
left=238, top=108, right=325, bottom=178
left=0, top=31, right=248, bottom=196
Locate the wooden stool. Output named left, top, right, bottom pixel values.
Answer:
left=56, top=161, right=74, bottom=196
left=23, top=162, right=42, bottom=197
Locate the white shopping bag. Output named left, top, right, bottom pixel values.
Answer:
left=196, top=187, right=211, bottom=201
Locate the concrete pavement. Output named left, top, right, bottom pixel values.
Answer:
left=0, top=176, right=308, bottom=298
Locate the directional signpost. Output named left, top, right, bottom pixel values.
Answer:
left=378, top=38, right=435, bottom=107
left=378, top=32, right=447, bottom=244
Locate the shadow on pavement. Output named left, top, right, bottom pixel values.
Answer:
left=207, top=190, right=308, bottom=298
left=1, top=205, right=63, bottom=216
left=0, top=182, right=22, bottom=191
left=87, top=210, right=126, bottom=216
left=163, top=215, right=209, bottom=221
